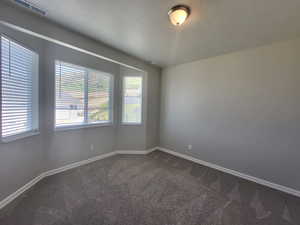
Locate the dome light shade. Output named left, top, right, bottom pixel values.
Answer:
left=168, top=5, right=190, bottom=26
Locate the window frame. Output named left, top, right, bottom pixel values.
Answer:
left=0, top=34, right=39, bottom=143
left=54, top=60, right=114, bottom=131
left=121, top=75, right=143, bottom=125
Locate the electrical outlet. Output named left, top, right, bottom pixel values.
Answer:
left=90, top=144, right=94, bottom=151
left=188, top=145, right=192, bottom=150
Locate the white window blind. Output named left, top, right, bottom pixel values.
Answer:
left=87, top=70, right=111, bottom=123
left=122, top=76, right=142, bottom=124
left=55, top=62, right=85, bottom=126
left=55, top=61, right=112, bottom=128
left=1, top=36, right=39, bottom=140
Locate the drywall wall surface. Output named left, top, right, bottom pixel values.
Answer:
left=0, top=1, right=159, bottom=72
left=146, top=66, right=161, bottom=149
left=0, top=4, right=161, bottom=203
left=115, top=66, right=147, bottom=151
left=160, top=38, right=300, bottom=190
left=0, top=0, right=161, bottom=152
left=115, top=65, right=161, bottom=151
left=0, top=25, right=46, bottom=201
left=43, top=43, right=119, bottom=170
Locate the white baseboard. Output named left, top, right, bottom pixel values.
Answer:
left=0, top=174, right=44, bottom=211
left=1, top=146, right=299, bottom=211
left=0, top=149, right=153, bottom=211
left=43, top=151, right=117, bottom=177
left=157, top=147, right=300, bottom=198
left=115, top=147, right=157, bottom=155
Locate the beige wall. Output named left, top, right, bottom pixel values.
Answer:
left=160, top=38, right=300, bottom=190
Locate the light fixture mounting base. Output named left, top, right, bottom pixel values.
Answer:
left=168, top=5, right=191, bottom=17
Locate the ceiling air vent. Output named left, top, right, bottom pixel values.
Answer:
left=13, top=0, right=47, bottom=16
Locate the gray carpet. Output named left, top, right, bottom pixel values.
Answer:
left=0, top=151, right=299, bottom=225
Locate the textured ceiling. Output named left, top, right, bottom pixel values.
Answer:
left=9, top=0, right=300, bottom=67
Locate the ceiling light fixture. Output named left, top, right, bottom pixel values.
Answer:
left=168, top=5, right=191, bottom=26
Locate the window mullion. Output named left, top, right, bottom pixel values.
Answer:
left=84, top=69, right=89, bottom=124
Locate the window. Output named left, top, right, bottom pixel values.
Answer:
left=122, top=76, right=143, bottom=124
left=1, top=36, right=39, bottom=142
left=55, top=61, right=113, bottom=129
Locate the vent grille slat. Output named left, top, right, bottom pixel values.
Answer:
left=13, top=0, right=47, bottom=16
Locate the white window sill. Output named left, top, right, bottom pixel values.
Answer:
left=1, top=130, right=40, bottom=143
left=121, top=122, right=143, bottom=126
left=55, top=122, right=113, bottom=132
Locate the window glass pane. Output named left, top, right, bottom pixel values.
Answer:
left=123, top=77, right=142, bottom=124
left=88, top=70, right=111, bottom=123
left=55, top=62, right=85, bottom=126
left=1, top=36, right=38, bottom=138
left=55, top=61, right=112, bottom=128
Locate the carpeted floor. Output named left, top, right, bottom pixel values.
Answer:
left=0, top=151, right=299, bottom=225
